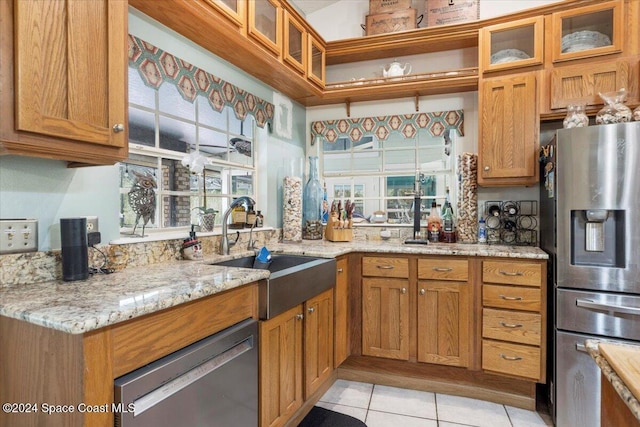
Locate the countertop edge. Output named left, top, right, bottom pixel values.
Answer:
left=585, top=339, right=640, bottom=422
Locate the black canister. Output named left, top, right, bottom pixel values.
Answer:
left=60, top=217, right=89, bottom=281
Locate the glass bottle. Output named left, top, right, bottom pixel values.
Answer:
left=322, top=181, right=329, bottom=224
left=442, top=202, right=456, bottom=243
left=245, top=204, right=256, bottom=228
left=256, top=210, right=264, bottom=228
left=230, top=199, right=246, bottom=229
left=427, top=201, right=442, bottom=243
left=303, top=156, right=323, bottom=240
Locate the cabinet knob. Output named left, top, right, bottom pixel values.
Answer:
left=337, top=268, right=344, bottom=273
left=419, top=288, right=425, bottom=295
left=484, top=166, right=490, bottom=171
left=308, top=307, right=315, bottom=314
left=112, top=124, right=125, bottom=133
left=296, top=314, right=304, bottom=320
left=401, top=287, right=407, bottom=294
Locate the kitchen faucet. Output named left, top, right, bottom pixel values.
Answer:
left=219, top=196, right=256, bottom=255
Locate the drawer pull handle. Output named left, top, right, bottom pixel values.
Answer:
left=432, top=267, right=453, bottom=272
left=377, top=265, right=394, bottom=270
left=500, top=321, right=523, bottom=328
left=500, top=354, right=523, bottom=361
left=401, top=288, right=407, bottom=294
left=499, top=295, right=523, bottom=301
left=575, top=342, right=588, bottom=353
left=499, top=270, right=524, bottom=276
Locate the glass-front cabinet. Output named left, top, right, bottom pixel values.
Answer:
left=480, top=16, right=544, bottom=73
left=308, top=34, right=325, bottom=87
left=248, top=0, right=282, bottom=57
left=550, top=0, right=623, bottom=63
left=203, top=0, right=246, bottom=31
left=283, top=10, right=306, bottom=75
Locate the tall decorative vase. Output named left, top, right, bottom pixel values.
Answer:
left=303, top=156, right=323, bottom=239
left=283, top=159, right=303, bottom=242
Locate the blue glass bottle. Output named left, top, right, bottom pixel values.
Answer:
left=303, top=156, right=323, bottom=239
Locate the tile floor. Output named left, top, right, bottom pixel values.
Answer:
left=317, top=379, right=554, bottom=427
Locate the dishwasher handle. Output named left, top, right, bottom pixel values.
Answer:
left=133, top=337, right=254, bottom=416
left=576, top=298, right=640, bottom=316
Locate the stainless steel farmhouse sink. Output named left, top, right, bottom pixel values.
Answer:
left=210, top=254, right=336, bottom=319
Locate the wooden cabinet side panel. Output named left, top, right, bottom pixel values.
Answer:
left=83, top=329, right=114, bottom=427
left=0, top=317, right=84, bottom=426
left=334, top=257, right=349, bottom=366
left=260, top=305, right=304, bottom=427
left=111, top=284, right=258, bottom=377
left=362, top=277, right=409, bottom=360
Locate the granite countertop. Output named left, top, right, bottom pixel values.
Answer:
left=585, top=339, right=640, bottom=421
left=0, top=241, right=547, bottom=336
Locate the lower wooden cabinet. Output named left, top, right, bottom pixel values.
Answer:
left=481, top=259, right=546, bottom=382
left=362, top=276, right=410, bottom=360
left=260, top=289, right=334, bottom=427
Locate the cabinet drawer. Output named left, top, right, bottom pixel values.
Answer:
left=483, top=308, right=541, bottom=346
left=482, top=340, right=541, bottom=381
left=362, top=256, right=409, bottom=278
left=418, top=258, right=468, bottom=281
left=483, top=261, right=541, bottom=287
left=483, top=285, right=541, bottom=312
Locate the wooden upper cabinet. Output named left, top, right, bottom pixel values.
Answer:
left=7, top=0, right=127, bottom=163
left=480, top=16, right=544, bottom=73
left=283, top=9, right=307, bottom=75
left=478, top=73, right=539, bottom=187
left=248, top=0, right=282, bottom=57
left=308, top=34, right=326, bottom=88
left=550, top=0, right=623, bottom=63
left=202, top=0, right=247, bottom=32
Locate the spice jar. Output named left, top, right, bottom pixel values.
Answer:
left=596, top=89, right=632, bottom=124
left=563, top=104, right=588, bottom=128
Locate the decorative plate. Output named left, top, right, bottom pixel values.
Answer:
left=561, top=30, right=611, bottom=53
left=490, top=49, right=531, bottom=65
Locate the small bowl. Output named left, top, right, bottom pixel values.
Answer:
left=370, top=211, right=387, bottom=223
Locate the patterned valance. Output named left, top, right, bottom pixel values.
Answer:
left=128, top=35, right=274, bottom=128
left=311, top=110, right=464, bottom=142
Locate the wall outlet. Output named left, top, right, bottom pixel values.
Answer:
left=0, top=219, right=38, bottom=254
left=85, top=216, right=99, bottom=233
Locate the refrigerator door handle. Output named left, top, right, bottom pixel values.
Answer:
left=576, top=298, right=640, bottom=316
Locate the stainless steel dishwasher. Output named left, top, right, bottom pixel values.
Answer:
left=114, top=318, right=258, bottom=427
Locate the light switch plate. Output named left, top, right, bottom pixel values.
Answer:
left=0, top=219, right=38, bottom=254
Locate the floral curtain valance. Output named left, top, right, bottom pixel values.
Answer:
left=128, top=35, right=274, bottom=128
left=311, top=110, right=464, bottom=143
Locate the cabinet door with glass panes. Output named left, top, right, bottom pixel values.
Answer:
left=550, top=0, right=623, bottom=63
left=248, top=0, right=282, bottom=57
left=123, top=65, right=257, bottom=236
left=307, top=34, right=325, bottom=87
left=321, top=130, right=453, bottom=225
left=201, top=0, right=246, bottom=32
left=283, top=9, right=306, bottom=75
left=480, top=16, right=544, bottom=73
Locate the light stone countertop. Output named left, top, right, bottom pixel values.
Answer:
left=0, top=241, right=547, bottom=335
left=585, top=339, right=640, bottom=422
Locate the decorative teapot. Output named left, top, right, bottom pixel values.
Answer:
left=383, top=60, right=411, bottom=78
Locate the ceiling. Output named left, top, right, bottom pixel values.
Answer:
left=289, top=0, right=341, bottom=15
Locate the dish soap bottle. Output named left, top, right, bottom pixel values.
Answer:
left=478, top=217, right=487, bottom=243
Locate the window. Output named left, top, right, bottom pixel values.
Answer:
left=121, top=68, right=256, bottom=235
left=320, top=126, right=456, bottom=224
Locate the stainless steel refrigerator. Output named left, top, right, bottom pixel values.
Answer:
left=540, top=122, right=640, bottom=426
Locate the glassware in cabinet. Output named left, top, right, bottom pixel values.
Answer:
left=480, top=16, right=543, bottom=73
